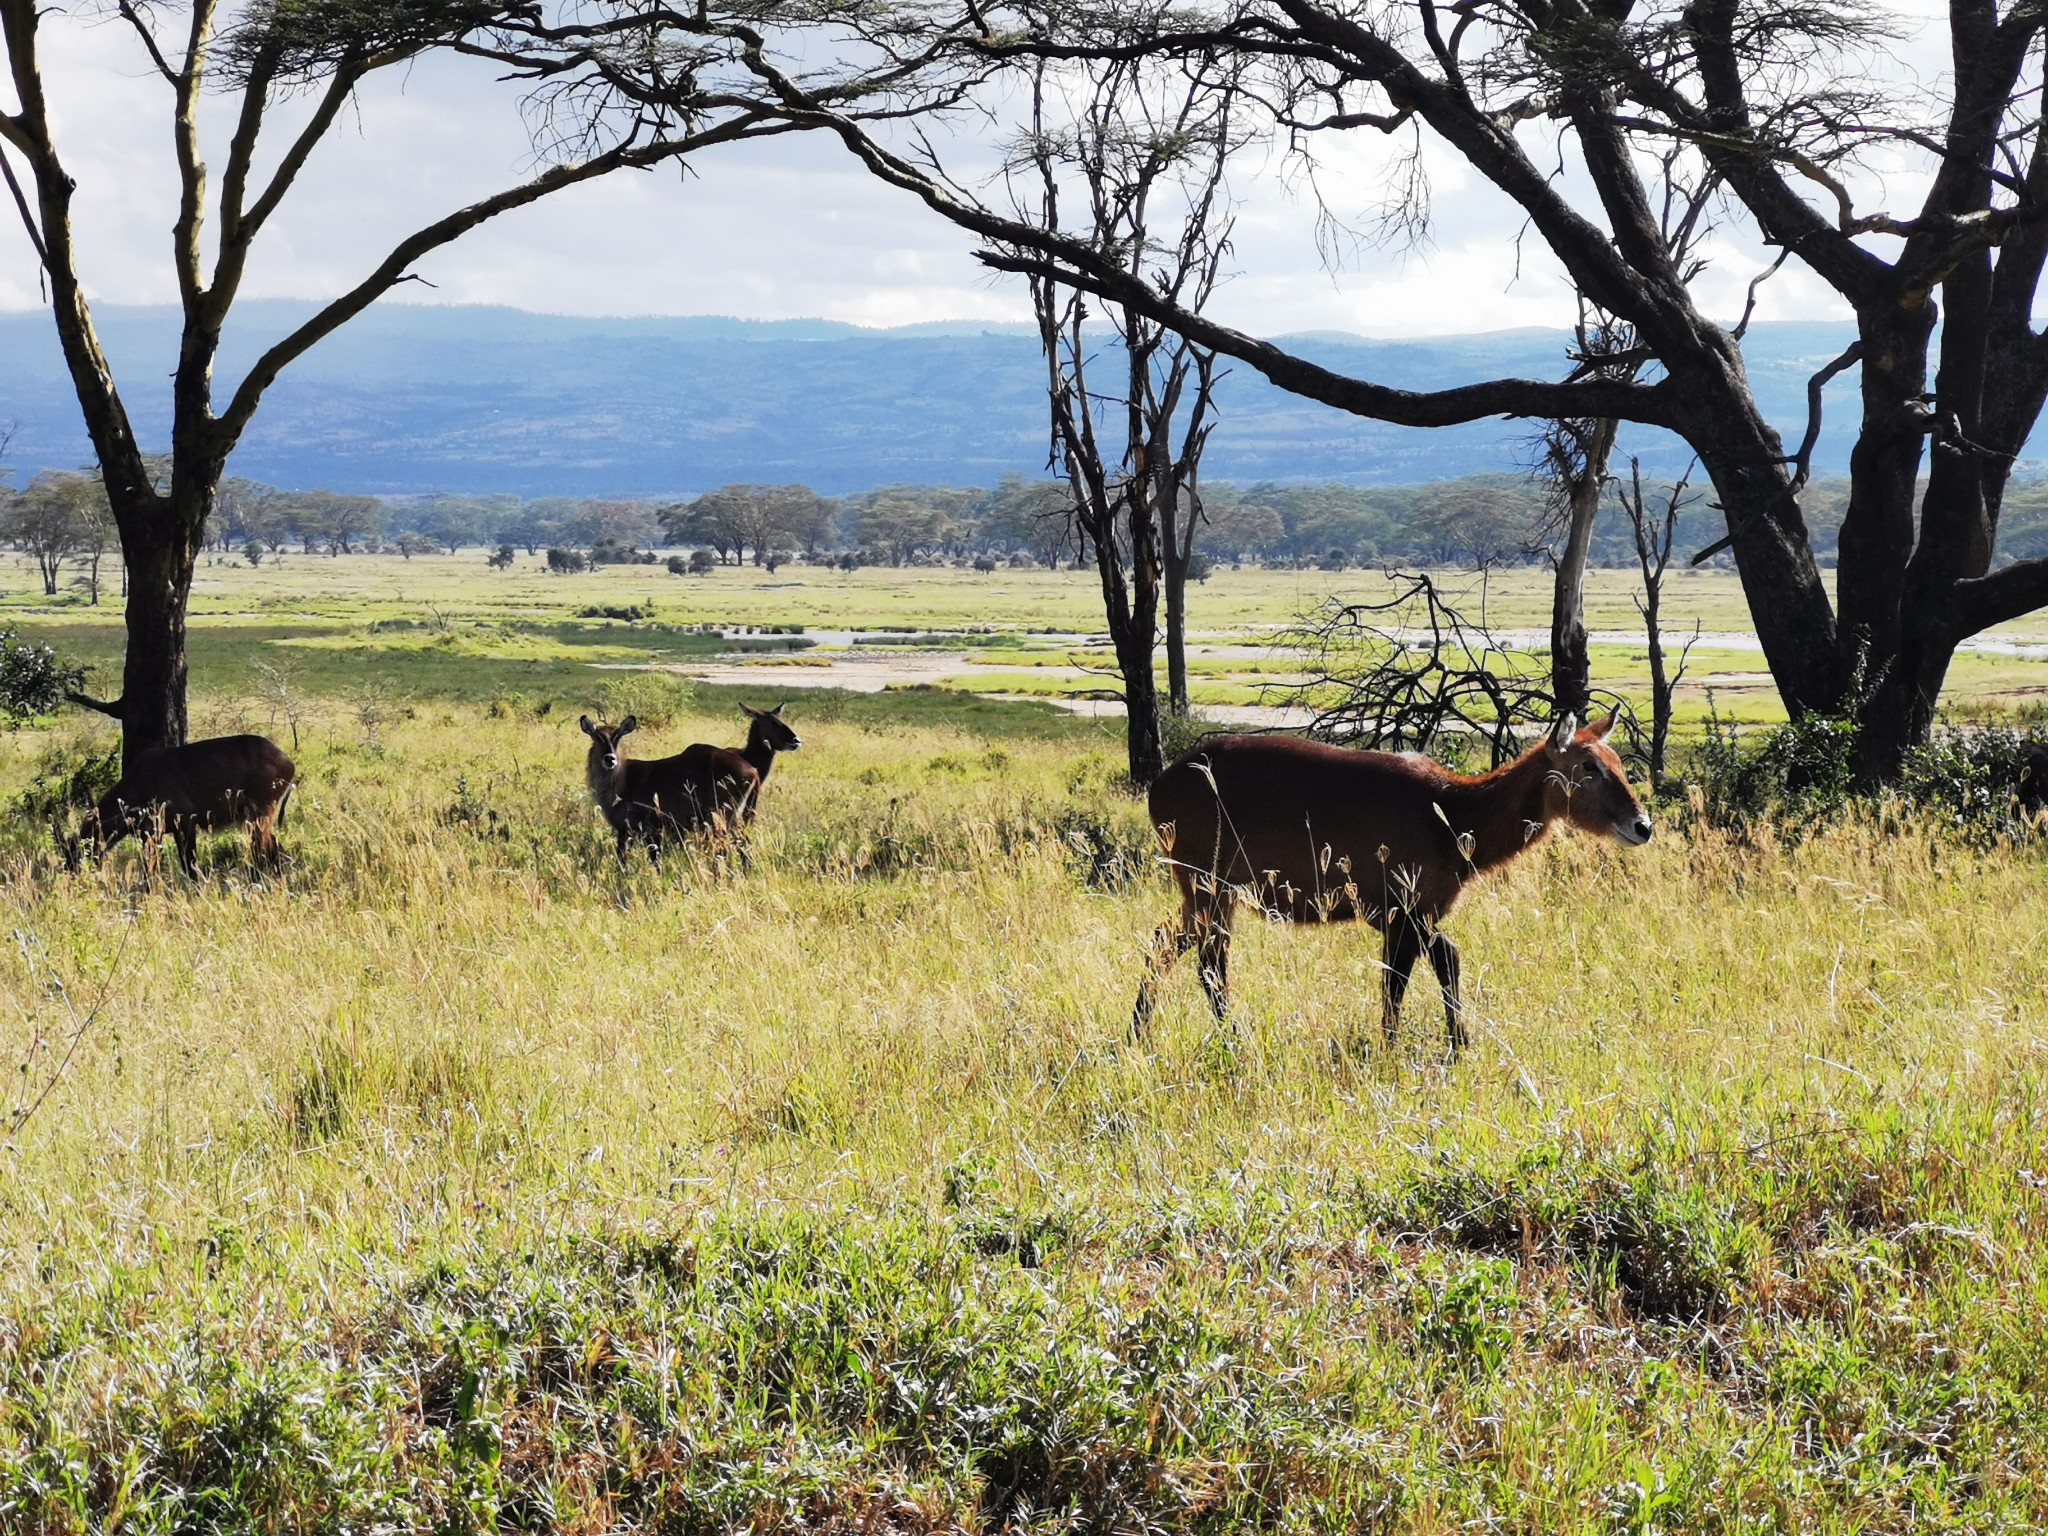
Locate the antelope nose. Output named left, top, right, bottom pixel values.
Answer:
left=1633, top=815, right=1654, bottom=843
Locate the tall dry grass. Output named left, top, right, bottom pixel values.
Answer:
left=0, top=701, right=2043, bottom=1529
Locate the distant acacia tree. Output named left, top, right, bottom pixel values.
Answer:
left=3, top=470, right=105, bottom=597
left=1405, top=485, right=1530, bottom=573
left=669, top=485, right=837, bottom=564
left=564, top=499, right=659, bottom=551
left=977, top=474, right=1075, bottom=568
left=853, top=486, right=974, bottom=565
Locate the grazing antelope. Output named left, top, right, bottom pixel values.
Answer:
left=64, top=734, right=296, bottom=878
left=1133, top=712, right=1652, bottom=1056
left=580, top=702, right=800, bottom=864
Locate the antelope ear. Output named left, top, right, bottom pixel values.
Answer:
left=773, top=701, right=787, bottom=716
left=618, top=715, right=638, bottom=736
left=739, top=702, right=761, bottom=719
left=1548, top=712, right=1580, bottom=755
left=579, top=714, right=596, bottom=736
left=1590, top=711, right=1618, bottom=744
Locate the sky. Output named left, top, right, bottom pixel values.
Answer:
left=0, top=3, right=1951, bottom=340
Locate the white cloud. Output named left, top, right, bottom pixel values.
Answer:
left=0, top=5, right=1951, bottom=337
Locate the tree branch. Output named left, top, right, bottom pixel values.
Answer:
left=1790, top=340, right=1863, bottom=492
left=0, top=137, right=44, bottom=266
left=1951, top=556, right=2048, bottom=636
left=213, top=114, right=788, bottom=448
left=114, top=1, right=178, bottom=86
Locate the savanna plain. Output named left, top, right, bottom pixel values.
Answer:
left=1, top=555, right=2045, bottom=1533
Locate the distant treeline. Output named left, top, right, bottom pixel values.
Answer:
left=15, top=468, right=2048, bottom=578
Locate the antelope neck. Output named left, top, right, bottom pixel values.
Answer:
left=742, top=721, right=781, bottom=781
left=1429, top=744, right=1559, bottom=875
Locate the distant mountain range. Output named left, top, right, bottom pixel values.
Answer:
left=0, top=301, right=1976, bottom=496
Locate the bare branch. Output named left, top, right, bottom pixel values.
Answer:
left=215, top=114, right=789, bottom=447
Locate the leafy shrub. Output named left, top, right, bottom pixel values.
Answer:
left=440, top=775, right=510, bottom=842
left=1898, top=724, right=2048, bottom=839
left=576, top=604, right=649, bottom=622
left=689, top=549, right=716, bottom=576
left=1684, top=698, right=2046, bottom=841
left=485, top=545, right=515, bottom=570
left=595, top=675, right=694, bottom=731
left=1053, top=806, right=1154, bottom=890
left=588, top=538, right=656, bottom=567
left=10, top=739, right=119, bottom=830
left=545, top=547, right=587, bottom=574
left=0, top=630, right=83, bottom=721
left=1683, top=700, right=1859, bottom=836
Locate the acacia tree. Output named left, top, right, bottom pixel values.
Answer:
left=0, top=1, right=924, bottom=763
left=3, top=471, right=90, bottom=596
left=778, top=0, right=2048, bottom=782
left=1620, top=457, right=1703, bottom=788
left=670, top=484, right=837, bottom=563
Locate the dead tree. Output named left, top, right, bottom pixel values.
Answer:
left=1538, top=407, right=1620, bottom=724
left=1620, top=459, right=1704, bottom=791
left=1285, top=572, right=1564, bottom=769
left=1010, top=49, right=1241, bottom=782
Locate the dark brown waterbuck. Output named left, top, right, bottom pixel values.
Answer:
left=1134, top=713, right=1652, bottom=1054
left=581, top=702, right=800, bottom=864
left=64, top=734, right=296, bottom=878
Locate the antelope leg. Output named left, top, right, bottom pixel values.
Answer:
left=1381, top=917, right=1425, bottom=1047
left=1424, top=930, right=1466, bottom=1057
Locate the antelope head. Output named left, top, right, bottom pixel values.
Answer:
left=741, top=701, right=801, bottom=753
left=579, top=714, right=637, bottom=796
left=1543, top=712, right=1653, bottom=846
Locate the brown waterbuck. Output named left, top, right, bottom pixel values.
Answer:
left=63, top=734, right=296, bottom=878
left=1133, top=712, right=1652, bottom=1055
left=580, top=702, right=800, bottom=864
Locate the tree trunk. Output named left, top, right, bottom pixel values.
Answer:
left=1641, top=572, right=1672, bottom=792
left=1161, top=548, right=1189, bottom=715
left=110, top=485, right=207, bottom=759
left=1087, top=500, right=1165, bottom=786
left=1549, top=417, right=1616, bottom=720
left=1674, top=363, right=1847, bottom=716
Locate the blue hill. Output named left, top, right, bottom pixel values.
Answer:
left=0, top=301, right=1905, bottom=495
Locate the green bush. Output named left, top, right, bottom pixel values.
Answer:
left=0, top=630, right=83, bottom=722
left=1682, top=698, right=2045, bottom=841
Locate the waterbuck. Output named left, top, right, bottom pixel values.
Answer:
left=64, top=734, right=296, bottom=878
left=1133, top=712, right=1653, bottom=1055
left=580, top=702, right=800, bottom=864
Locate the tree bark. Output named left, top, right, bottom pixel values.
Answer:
left=1097, top=507, right=1165, bottom=785
left=1162, top=533, right=1191, bottom=715
left=110, top=483, right=208, bottom=762
left=1548, top=416, right=1616, bottom=721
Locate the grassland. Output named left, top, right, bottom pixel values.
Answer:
left=0, top=557, right=2044, bottom=1532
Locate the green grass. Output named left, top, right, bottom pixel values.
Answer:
left=0, top=557, right=2045, bottom=1530
left=12, top=554, right=2048, bottom=734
